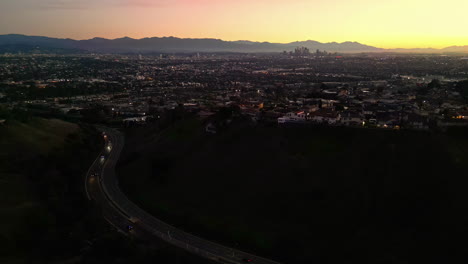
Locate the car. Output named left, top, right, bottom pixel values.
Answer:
left=242, top=259, right=253, bottom=263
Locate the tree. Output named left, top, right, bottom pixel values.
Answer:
left=456, top=80, right=468, bottom=103
left=428, top=79, right=441, bottom=89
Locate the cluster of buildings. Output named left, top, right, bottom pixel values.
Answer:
left=0, top=53, right=467, bottom=130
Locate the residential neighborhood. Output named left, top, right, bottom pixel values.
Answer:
left=0, top=53, right=467, bottom=131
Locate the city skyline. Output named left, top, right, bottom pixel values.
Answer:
left=1, top=0, right=468, bottom=49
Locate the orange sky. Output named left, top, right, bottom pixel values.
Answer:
left=1, top=0, right=467, bottom=48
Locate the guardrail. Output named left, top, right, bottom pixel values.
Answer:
left=96, top=128, right=282, bottom=264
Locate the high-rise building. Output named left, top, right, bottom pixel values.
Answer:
left=294, top=46, right=310, bottom=56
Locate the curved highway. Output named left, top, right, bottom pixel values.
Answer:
left=85, top=127, right=283, bottom=264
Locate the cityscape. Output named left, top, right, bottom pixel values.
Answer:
left=2, top=52, right=467, bottom=130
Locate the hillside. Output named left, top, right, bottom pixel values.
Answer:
left=0, top=113, right=217, bottom=264
left=118, top=118, right=468, bottom=264
left=0, top=117, right=102, bottom=263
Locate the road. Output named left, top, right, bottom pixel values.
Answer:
left=85, top=127, right=283, bottom=264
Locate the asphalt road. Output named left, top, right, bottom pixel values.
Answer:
left=85, top=127, right=283, bottom=264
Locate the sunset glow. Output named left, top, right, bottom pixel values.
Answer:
left=1, top=0, right=467, bottom=48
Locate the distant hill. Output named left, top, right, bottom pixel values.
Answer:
left=442, top=45, right=468, bottom=53
left=0, top=34, right=382, bottom=54
left=0, top=34, right=466, bottom=54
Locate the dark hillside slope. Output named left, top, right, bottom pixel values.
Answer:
left=118, top=119, right=468, bottom=264
left=0, top=117, right=102, bottom=263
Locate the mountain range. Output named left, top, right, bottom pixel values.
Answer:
left=0, top=34, right=467, bottom=54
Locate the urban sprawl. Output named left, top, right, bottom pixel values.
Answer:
left=1, top=51, right=468, bottom=130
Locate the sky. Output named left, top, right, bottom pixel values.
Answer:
left=0, top=0, right=467, bottom=49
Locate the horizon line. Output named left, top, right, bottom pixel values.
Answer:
left=2, top=33, right=468, bottom=51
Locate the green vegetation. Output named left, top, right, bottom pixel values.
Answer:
left=119, top=118, right=468, bottom=264
left=456, top=79, right=468, bottom=103
left=0, top=116, right=102, bottom=264
left=0, top=110, right=215, bottom=264
left=0, top=118, right=78, bottom=154
left=82, top=232, right=216, bottom=264
left=1, top=81, right=124, bottom=102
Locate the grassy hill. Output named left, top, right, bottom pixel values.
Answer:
left=0, top=118, right=79, bottom=235
left=0, top=114, right=216, bottom=264
left=118, top=118, right=468, bottom=264
left=0, top=117, right=102, bottom=263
